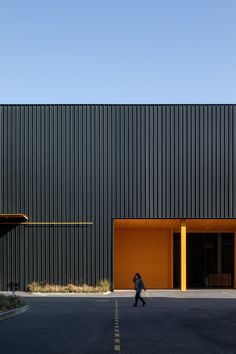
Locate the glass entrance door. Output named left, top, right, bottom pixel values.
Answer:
left=174, top=233, right=234, bottom=288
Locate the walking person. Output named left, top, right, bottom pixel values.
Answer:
left=133, top=273, right=146, bottom=307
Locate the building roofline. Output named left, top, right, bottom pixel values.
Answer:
left=1, top=103, right=236, bottom=106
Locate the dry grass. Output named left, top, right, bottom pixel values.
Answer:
left=26, top=279, right=110, bottom=293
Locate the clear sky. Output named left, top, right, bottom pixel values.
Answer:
left=0, top=0, right=235, bottom=104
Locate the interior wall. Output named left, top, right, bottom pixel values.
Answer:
left=114, top=228, right=173, bottom=289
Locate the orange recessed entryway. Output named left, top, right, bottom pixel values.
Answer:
left=114, top=218, right=236, bottom=290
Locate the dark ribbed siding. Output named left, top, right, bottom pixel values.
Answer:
left=0, top=104, right=236, bottom=290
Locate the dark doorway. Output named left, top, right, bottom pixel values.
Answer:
left=174, top=233, right=234, bottom=289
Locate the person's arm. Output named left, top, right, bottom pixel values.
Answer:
left=141, top=279, right=146, bottom=290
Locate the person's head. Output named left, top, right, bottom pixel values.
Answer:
left=135, top=273, right=141, bottom=279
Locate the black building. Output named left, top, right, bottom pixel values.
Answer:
left=0, top=105, right=236, bottom=291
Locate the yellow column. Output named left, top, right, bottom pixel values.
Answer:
left=181, top=221, right=187, bottom=291
left=234, top=231, right=236, bottom=289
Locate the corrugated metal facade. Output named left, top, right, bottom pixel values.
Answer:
left=0, top=105, right=235, bottom=290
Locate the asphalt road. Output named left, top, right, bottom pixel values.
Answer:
left=1, top=295, right=236, bottom=354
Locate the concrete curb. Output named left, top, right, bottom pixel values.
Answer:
left=0, top=305, right=30, bottom=321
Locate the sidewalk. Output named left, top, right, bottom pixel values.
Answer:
left=1, top=289, right=236, bottom=298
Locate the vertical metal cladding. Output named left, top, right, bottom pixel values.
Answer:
left=0, top=104, right=236, bottom=290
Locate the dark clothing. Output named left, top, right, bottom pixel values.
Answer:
left=134, top=289, right=146, bottom=306
left=133, top=276, right=146, bottom=306
left=135, top=278, right=145, bottom=291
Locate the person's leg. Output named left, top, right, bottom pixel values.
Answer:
left=133, top=291, right=139, bottom=306
left=138, top=291, right=146, bottom=306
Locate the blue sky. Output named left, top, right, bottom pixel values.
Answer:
left=0, top=0, right=235, bottom=103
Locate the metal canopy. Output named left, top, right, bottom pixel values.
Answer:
left=0, top=214, right=28, bottom=223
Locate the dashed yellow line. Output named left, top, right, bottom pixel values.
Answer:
left=114, top=300, right=121, bottom=352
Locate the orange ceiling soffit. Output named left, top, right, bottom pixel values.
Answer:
left=186, top=219, right=236, bottom=232
left=114, top=218, right=236, bottom=233
left=114, top=219, right=181, bottom=231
